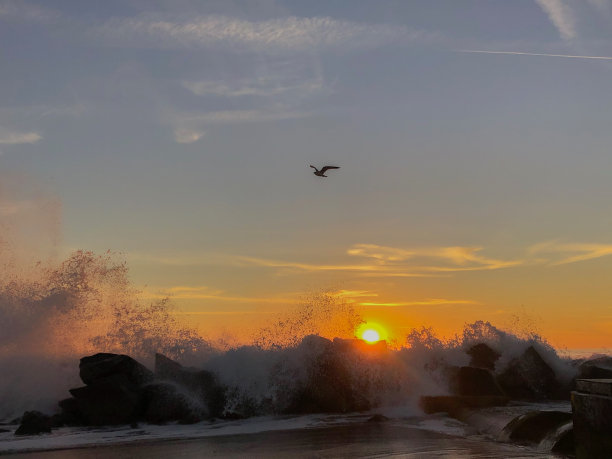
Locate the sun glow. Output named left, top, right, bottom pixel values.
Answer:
left=361, top=329, right=380, bottom=343
left=356, top=322, right=387, bottom=344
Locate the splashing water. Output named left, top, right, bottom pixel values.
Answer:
left=0, top=249, right=579, bottom=422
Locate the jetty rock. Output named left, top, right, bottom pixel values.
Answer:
left=80, top=353, right=154, bottom=386
left=497, top=346, right=558, bottom=400
left=154, top=353, right=226, bottom=420
left=14, top=411, right=52, bottom=436
left=466, top=343, right=501, bottom=370
left=578, top=356, right=612, bottom=379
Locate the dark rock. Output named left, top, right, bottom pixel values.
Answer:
left=143, top=382, right=205, bottom=424
left=578, top=356, right=612, bottom=379
left=497, top=346, right=558, bottom=400
left=541, top=421, right=574, bottom=456
left=57, top=397, right=85, bottom=426
left=449, top=366, right=505, bottom=397
left=14, top=411, right=52, bottom=436
left=285, top=339, right=370, bottom=414
left=501, top=411, right=572, bottom=444
left=69, top=373, right=143, bottom=425
left=466, top=343, right=501, bottom=370
left=0, top=428, right=10, bottom=433
left=80, top=353, right=153, bottom=387
left=420, top=395, right=508, bottom=416
left=154, top=353, right=226, bottom=418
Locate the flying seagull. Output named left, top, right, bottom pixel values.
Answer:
left=310, top=165, right=340, bottom=177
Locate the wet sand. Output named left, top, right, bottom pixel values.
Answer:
left=6, top=423, right=555, bottom=458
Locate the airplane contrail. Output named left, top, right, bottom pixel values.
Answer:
left=458, top=49, right=612, bottom=61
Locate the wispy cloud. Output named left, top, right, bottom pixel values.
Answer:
left=535, top=0, right=576, bottom=40
left=529, top=240, right=612, bottom=265
left=359, top=298, right=479, bottom=307
left=0, top=1, right=60, bottom=23
left=331, top=290, right=379, bottom=299
left=458, top=49, right=612, bottom=61
left=174, top=108, right=310, bottom=125
left=347, top=243, right=521, bottom=271
left=173, top=128, right=205, bottom=144
left=183, top=78, right=324, bottom=98
left=141, top=285, right=297, bottom=304
left=169, top=107, right=311, bottom=140
left=98, top=14, right=432, bottom=52
left=234, top=243, right=521, bottom=278
left=0, top=128, right=42, bottom=145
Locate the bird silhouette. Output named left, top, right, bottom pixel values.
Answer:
left=310, top=165, right=340, bottom=177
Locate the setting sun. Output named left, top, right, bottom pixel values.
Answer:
left=361, top=329, right=381, bottom=343
left=356, top=322, right=387, bottom=344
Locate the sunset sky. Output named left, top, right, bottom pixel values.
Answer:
left=2, top=0, right=612, bottom=350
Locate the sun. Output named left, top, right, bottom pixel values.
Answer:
left=361, top=329, right=381, bottom=343
left=356, top=322, right=387, bottom=344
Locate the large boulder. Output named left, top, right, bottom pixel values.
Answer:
left=285, top=338, right=370, bottom=414
left=497, top=346, right=557, bottom=400
left=449, top=366, right=505, bottom=397
left=143, top=382, right=205, bottom=424
left=154, top=353, right=226, bottom=418
left=578, top=356, right=612, bottom=379
left=14, top=411, right=52, bottom=436
left=80, top=353, right=153, bottom=386
left=69, top=373, right=144, bottom=425
left=500, top=410, right=572, bottom=444
left=466, top=343, right=501, bottom=370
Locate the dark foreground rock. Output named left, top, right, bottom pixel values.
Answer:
left=69, top=373, right=144, bottom=425
left=500, top=410, right=572, bottom=444
left=285, top=337, right=372, bottom=414
left=154, top=353, right=226, bottom=420
left=80, top=353, right=154, bottom=386
left=14, top=411, right=51, bottom=436
left=58, top=352, right=228, bottom=426
left=449, top=366, right=505, bottom=397
left=578, top=356, right=612, bottom=380
left=466, top=343, right=501, bottom=370
left=497, top=346, right=558, bottom=400
left=143, top=382, right=205, bottom=424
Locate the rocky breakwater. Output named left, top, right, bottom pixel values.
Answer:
left=420, top=343, right=576, bottom=456
left=13, top=352, right=226, bottom=435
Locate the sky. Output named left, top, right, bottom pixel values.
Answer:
left=1, top=0, right=612, bottom=350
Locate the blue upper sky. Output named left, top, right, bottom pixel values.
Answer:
left=2, top=0, right=612, bottom=346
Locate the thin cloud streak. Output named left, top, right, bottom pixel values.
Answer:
left=535, top=0, right=576, bottom=40
left=529, top=241, right=612, bottom=265
left=141, top=286, right=298, bottom=304
left=458, top=50, right=612, bottom=61
left=359, top=298, right=479, bottom=307
left=173, top=310, right=276, bottom=315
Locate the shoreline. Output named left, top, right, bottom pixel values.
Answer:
left=1, top=421, right=551, bottom=458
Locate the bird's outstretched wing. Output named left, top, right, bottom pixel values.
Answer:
left=309, top=165, right=317, bottom=170
left=320, top=166, right=340, bottom=173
